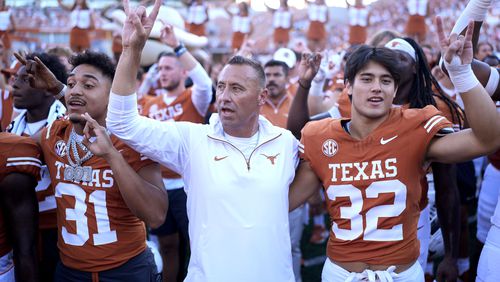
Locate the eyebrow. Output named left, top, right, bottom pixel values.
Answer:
left=68, top=73, right=100, bottom=81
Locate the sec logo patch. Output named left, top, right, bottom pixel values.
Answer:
left=322, top=139, right=338, bottom=157
left=54, top=140, right=67, bottom=157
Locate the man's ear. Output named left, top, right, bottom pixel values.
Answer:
left=258, top=88, right=268, bottom=106
left=346, top=81, right=353, bottom=95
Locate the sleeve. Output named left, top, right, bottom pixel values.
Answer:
left=122, top=146, right=156, bottom=173
left=106, top=92, right=189, bottom=174
left=189, top=63, right=213, bottom=117
left=421, top=105, right=454, bottom=138
left=6, top=138, right=42, bottom=179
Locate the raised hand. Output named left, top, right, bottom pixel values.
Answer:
left=297, top=52, right=322, bottom=87
left=81, top=113, right=118, bottom=159
left=159, top=23, right=180, bottom=48
left=121, top=0, right=162, bottom=51
left=235, top=36, right=255, bottom=58
left=436, top=16, right=474, bottom=65
left=13, top=52, right=64, bottom=94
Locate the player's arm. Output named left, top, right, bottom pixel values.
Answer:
left=81, top=113, right=168, bottom=228
left=432, top=163, right=460, bottom=281
left=159, top=24, right=212, bottom=116
left=289, top=161, right=321, bottom=211
left=287, top=52, right=322, bottom=139
left=0, top=173, right=39, bottom=282
left=427, top=19, right=500, bottom=163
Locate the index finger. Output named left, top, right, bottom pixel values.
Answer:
left=13, top=52, right=27, bottom=65
left=464, top=20, right=474, bottom=43
left=123, top=0, right=130, bottom=15
left=81, top=112, right=100, bottom=129
left=148, top=0, right=162, bottom=23
left=435, top=16, right=448, bottom=49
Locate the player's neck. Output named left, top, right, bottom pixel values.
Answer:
left=165, top=84, right=186, bottom=98
left=26, top=104, right=51, bottom=123
left=349, top=112, right=390, bottom=140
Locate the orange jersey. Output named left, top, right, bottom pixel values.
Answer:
left=0, top=133, right=41, bottom=257
left=299, top=106, right=452, bottom=265
left=141, top=89, right=205, bottom=179
left=40, top=119, right=153, bottom=272
left=260, top=94, right=292, bottom=128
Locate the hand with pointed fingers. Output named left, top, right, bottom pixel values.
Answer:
left=80, top=113, right=118, bottom=160
left=435, top=16, right=474, bottom=65
left=298, top=52, right=323, bottom=87
left=159, top=22, right=180, bottom=48
left=14, top=52, right=63, bottom=94
left=121, top=0, right=162, bottom=51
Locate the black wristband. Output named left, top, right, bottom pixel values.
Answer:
left=173, top=43, right=185, bottom=53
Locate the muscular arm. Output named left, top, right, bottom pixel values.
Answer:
left=432, top=163, right=460, bottom=277
left=289, top=161, right=321, bottom=211
left=104, top=153, right=167, bottom=228
left=287, top=83, right=311, bottom=139
left=0, top=173, right=38, bottom=282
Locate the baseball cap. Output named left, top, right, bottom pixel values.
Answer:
left=273, top=48, right=297, bottom=69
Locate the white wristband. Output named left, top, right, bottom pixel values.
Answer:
left=444, top=59, right=479, bottom=94
left=54, top=85, right=67, bottom=100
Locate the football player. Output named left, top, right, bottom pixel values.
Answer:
left=0, top=132, right=40, bottom=282
left=289, top=19, right=500, bottom=281
left=15, top=48, right=168, bottom=281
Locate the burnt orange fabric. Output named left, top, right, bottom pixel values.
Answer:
left=405, top=15, right=426, bottom=42
left=70, top=27, right=91, bottom=52
left=187, top=23, right=206, bottom=37
left=337, top=89, right=352, bottom=118
left=231, top=31, right=246, bottom=50
left=260, top=94, right=292, bottom=129
left=141, top=89, right=205, bottom=179
left=300, top=106, right=452, bottom=265
left=349, top=25, right=367, bottom=45
left=274, top=27, right=290, bottom=45
left=40, top=119, right=150, bottom=272
left=0, top=133, right=41, bottom=257
left=307, top=21, right=326, bottom=41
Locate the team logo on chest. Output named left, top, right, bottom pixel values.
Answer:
left=322, top=139, right=338, bottom=157
left=54, top=140, right=67, bottom=157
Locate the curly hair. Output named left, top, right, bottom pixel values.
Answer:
left=26, top=52, right=68, bottom=85
left=69, top=50, right=116, bottom=80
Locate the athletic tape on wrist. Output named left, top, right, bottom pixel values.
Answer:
left=485, top=67, right=499, bottom=96
left=444, top=58, right=479, bottom=93
left=309, top=80, right=324, bottom=97
left=451, top=0, right=491, bottom=35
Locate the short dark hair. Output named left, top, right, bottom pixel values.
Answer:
left=344, top=45, right=401, bottom=86
left=69, top=50, right=116, bottom=80
left=226, top=55, right=265, bottom=88
left=26, top=52, right=67, bottom=85
left=264, top=60, right=290, bottom=76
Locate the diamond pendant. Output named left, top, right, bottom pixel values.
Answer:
left=64, top=165, right=93, bottom=182
left=63, top=165, right=75, bottom=182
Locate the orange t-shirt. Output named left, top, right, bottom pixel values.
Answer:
left=300, top=106, right=452, bottom=265
left=260, top=94, right=292, bottom=129
left=40, top=119, right=152, bottom=272
left=141, top=89, right=205, bottom=179
left=0, top=133, right=41, bottom=257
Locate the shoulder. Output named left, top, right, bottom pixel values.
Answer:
left=0, top=132, right=42, bottom=179
left=400, top=106, right=453, bottom=135
left=302, top=118, right=340, bottom=138
left=0, top=132, right=40, bottom=155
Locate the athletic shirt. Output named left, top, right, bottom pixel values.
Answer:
left=40, top=119, right=153, bottom=272
left=0, top=10, right=11, bottom=30
left=300, top=106, right=452, bottom=265
left=273, top=8, right=292, bottom=29
left=260, top=93, right=292, bottom=129
left=349, top=6, right=368, bottom=26
left=141, top=89, right=205, bottom=179
left=70, top=8, right=92, bottom=29
left=407, top=0, right=428, bottom=16
left=308, top=4, right=328, bottom=23
left=0, top=133, right=41, bottom=257
left=186, top=4, right=208, bottom=25
left=232, top=15, right=251, bottom=33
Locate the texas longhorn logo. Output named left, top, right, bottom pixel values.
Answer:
left=261, top=153, right=280, bottom=165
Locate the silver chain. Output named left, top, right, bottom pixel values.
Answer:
left=66, top=128, right=93, bottom=167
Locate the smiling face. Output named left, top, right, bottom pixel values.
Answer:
left=65, top=64, right=112, bottom=123
left=349, top=61, right=397, bottom=121
left=216, top=64, right=267, bottom=137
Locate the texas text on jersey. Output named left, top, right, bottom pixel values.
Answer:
left=40, top=119, right=154, bottom=272
left=299, top=106, right=452, bottom=265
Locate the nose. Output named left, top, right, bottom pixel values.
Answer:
left=68, top=84, right=84, bottom=97
left=370, top=80, right=382, bottom=93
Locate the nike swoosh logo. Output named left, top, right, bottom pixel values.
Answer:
left=214, top=156, right=228, bottom=161
left=380, top=135, right=398, bottom=145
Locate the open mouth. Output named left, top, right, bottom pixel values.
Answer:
left=68, top=98, right=86, bottom=107
left=367, top=97, right=383, bottom=103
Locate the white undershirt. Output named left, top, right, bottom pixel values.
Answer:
left=24, top=119, right=47, bottom=136
left=223, top=130, right=259, bottom=159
